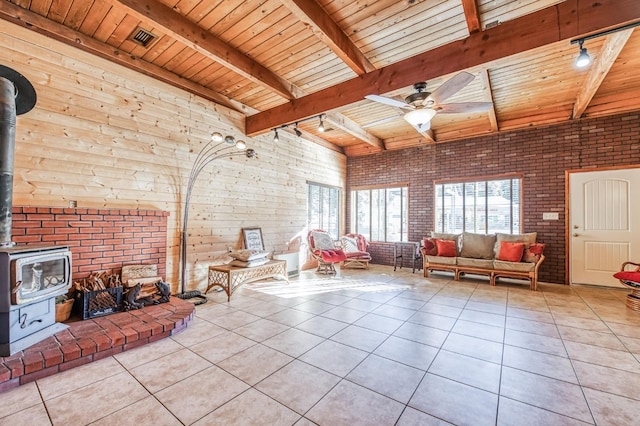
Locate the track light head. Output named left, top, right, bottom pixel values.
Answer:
left=318, top=116, right=325, bottom=132
left=294, top=123, right=302, bottom=137
left=575, top=40, right=591, bottom=68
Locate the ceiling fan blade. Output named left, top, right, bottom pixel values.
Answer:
left=436, top=102, right=493, bottom=114
left=428, top=72, right=475, bottom=104
left=365, top=94, right=411, bottom=109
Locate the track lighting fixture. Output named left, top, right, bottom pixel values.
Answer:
left=570, top=21, right=640, bottom=70
left=575, top=39, right=591, bottom=68
left=272, top=113, right=327, bottom=139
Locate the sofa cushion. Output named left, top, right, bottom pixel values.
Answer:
left=426, top=255, right=457, bottom=265
left=436, top=239, right=457, bottom=257
left=460, top=232, right=497, bottom=259
left=523, top=243, right=545, bottom=263
left=431, top=232, right=461, bottom=254
left=493, top=260, right=536, bottom=272
left=494, top=232, right=537, bottom=257
left=422, top=238, right=437, bottom=256
left=457, top=257, right=494, bottom=269
left=497, top=241, right=526, bottom=262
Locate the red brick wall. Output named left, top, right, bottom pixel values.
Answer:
left=11, top=207, right=169, bottom=280
left=347, top=111, right=640, bottom=284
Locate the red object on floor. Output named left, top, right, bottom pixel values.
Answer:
left=0, top=297, right=195, bottom=393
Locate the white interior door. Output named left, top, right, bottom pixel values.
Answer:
left=569, top=168, right=640, bottom=287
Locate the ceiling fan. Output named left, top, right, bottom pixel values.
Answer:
left=364, top=72, right=493, bottom=132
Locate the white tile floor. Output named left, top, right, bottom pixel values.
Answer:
left=2, top=265, right=640, bottom=425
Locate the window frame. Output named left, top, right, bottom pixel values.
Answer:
left=307, top=181, right=341, bottom=240
left=434, top=174, right=523, bottom=235
left=350, top=183, right=410, bottom=243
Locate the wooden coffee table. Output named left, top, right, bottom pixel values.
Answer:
left=206, top=260, right=288, bottom=301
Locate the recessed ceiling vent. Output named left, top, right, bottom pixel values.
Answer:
left=129, top=27, right=157, bottom=48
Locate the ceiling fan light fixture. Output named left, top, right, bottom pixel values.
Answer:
left=575, top=40, right=591, bottom=68
left=404, top=108, right=436, bottom=127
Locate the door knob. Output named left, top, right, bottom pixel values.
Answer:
left=573, top=225, right=579, bottom=229
left=573, top=233, right=579, bottom=237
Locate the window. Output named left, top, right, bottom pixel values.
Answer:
left=351, top=185, right=408, bottom=242
left=435, top=176, right=521, bottom=234
left=307, top=182, right=340, bottom=239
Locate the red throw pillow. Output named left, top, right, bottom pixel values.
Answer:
left=422, top=238, right=437, bottom=256
left=523, top=243, right=545, bottom=263
left=436, top=239, right=457, bottom=257
left=497, top=241, right=525, bottom=262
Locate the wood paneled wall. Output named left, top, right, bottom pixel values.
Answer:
left=1, top=21, right=346, bottom=292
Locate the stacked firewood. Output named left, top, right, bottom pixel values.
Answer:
left=74, top=271, right=122, bottom=312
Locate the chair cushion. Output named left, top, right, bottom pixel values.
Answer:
left=614, top=271, right=640, bottom=288
left=345, top=251, right=371, bottom=260
left=312, top=231, right=335, bottom=250
left=341, top=236, right=360, bottom=252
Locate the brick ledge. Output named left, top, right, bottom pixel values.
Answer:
left=0, top=297, right=195, bottom=393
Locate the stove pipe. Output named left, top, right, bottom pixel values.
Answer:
left=0, top=66, right=37, bottom=247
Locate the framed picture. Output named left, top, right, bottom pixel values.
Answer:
left=242, top=227, right=264, bottom=251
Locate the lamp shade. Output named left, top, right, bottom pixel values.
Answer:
left=404, top=108, right=436, bottom=127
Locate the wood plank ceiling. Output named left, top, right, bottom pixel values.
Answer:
left=2, top=0, right=640, bottom=156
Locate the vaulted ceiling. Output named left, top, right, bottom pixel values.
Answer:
left=2, top=0, right=639, bottom=156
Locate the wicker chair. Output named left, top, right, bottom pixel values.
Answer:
left=614, top=261, right=640, bottom=311
left=340, top=233, right=372, bottom=269
left=307, top=229, right=346, bottom=274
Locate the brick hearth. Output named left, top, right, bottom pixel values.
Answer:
left=0, top=297, right=194, bottom=393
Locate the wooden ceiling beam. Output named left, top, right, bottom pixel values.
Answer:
left=461, top=0, right=481, bottom=34
left=115, top=0, right=299, bottom=100
left=479, top=69, right=498, bottom=132
left=324, top=113, right=385, bottom=149
left=419, top=129, right=436, bottom=144
left=281, top=128, right=345, bottom=154
left=572, top=28, right=634, bottom=119
left=0, top=1, right=249, bottom=114
left=279, top=0, right=375, bottom=75
left=246, top=0, right=640, bottom=136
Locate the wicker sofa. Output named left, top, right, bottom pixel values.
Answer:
left=422, top=231, right=545, bottom=290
